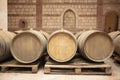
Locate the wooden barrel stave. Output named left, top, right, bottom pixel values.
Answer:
left=109, top=31, right=120, bottom=39
left=40, top=30, right=50, bottom=40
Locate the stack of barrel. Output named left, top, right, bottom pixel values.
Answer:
left=47, top=29, right=114, bottom=63
left=0, top=29, right=115, bottom=64
left=0, top=29, right=49, bottom=64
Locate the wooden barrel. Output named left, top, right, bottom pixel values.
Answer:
left=77, top=30, right=114, bottom=62
left=109, top=31, right=120, bottom=56
left=10, top=30, right=47, bottom=64
left=109, top=31, right=120, bottom=39
left=40, top=30, right=50, bottom=40
left=47, top=30, right=77, bottom=62
left=14, top=30, right=23, bottom=34
left=75, top=32, right=83, bottom=39
left=0, top=30, right=15, bottom=62
left=75, top=31, right=84, bottom=46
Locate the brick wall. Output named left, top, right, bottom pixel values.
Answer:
left=103, top=0, right=120, bottom=30
left=8, top=0, right=120, bottom=33
left=42, top=0, right=97, bottom=32
left=8, top=0, right=36, bottom=30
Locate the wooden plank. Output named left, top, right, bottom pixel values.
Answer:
left=44, top=67, right=51, bottom=74
left=44, top=58, right=112, bottom=75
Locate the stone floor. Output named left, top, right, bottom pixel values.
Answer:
left=0, top=58, right=120, bottom=80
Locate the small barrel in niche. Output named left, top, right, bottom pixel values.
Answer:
left=77, top=30, right=114, bottom=62
left=10, top=30, right=47, bottom=64
left=47, top=29, right=77, bottom=62
left=109, top=31, right=120, bottom=56
left=0, top=30, right=15, bottom=62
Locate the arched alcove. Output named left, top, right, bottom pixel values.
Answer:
left=104, top=11, right=119, bottom=33
left=63, top=9, right=76, bottom=29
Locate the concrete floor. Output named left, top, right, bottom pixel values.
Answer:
left=0, top=59, right=120, bottom=80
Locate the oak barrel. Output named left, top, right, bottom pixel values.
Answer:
left=77, top=30, right=114, bottom=62
left=0, top=30, right=15, bottom=62
left=75, top=31, right=83, bottom=39
left=47, top=30, right=77, bottom=62
left=14, top=30, right=23, bottom=34
left=109, top=31, right=120, bottom=39
left=109, top=31, right=120, bottom=56
left=40, top=30, right=50, bottom=40
left=10, top=30, right=47, bottom=64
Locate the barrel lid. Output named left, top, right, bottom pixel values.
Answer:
left=47, top=30, right=77, bottom=62
left=81, top=31, right=114, bottom=62
left=10, top=31, right=42, bottom=63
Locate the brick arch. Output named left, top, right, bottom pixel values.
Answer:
left=104, top=11, right=119, bottom=33
left=63, top=9, right=76, bottom=29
